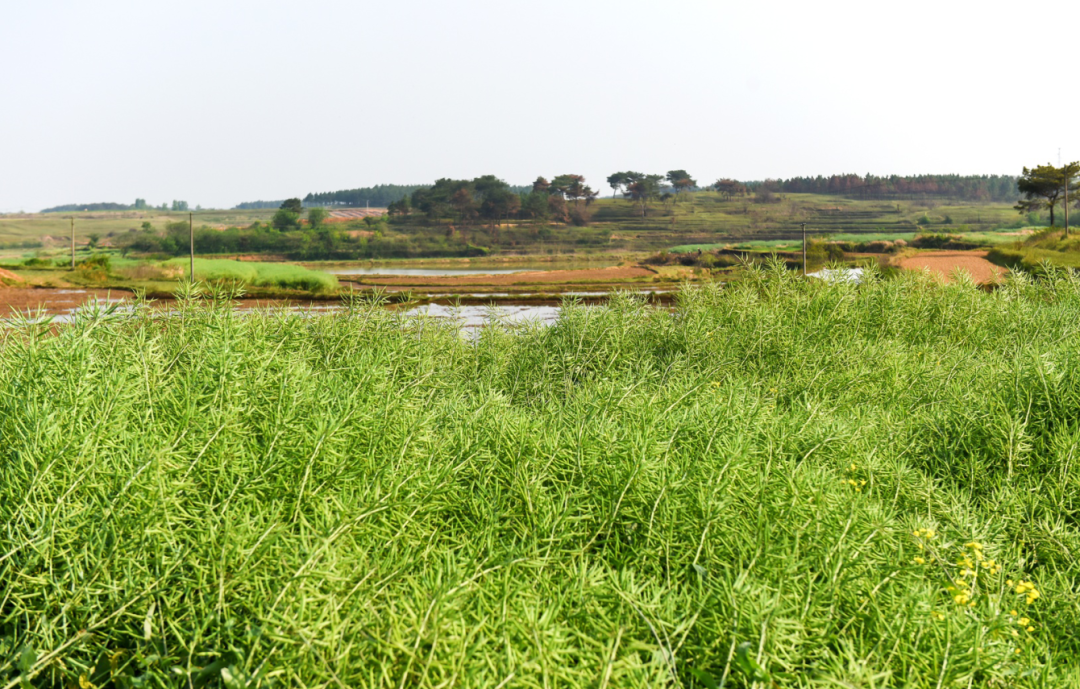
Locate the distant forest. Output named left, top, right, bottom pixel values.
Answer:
left=303, top=185, right=425, bottom=208
left=42, top=202, right=133, bottom=213
left=233, top=200, right=285, bottom=210
left=304, top=183, right=533, bottom=208
left=761, top=174, right=1019, bottom=201
left=42, top=199, right=189, bottom=213
left=301, top=175, right=1019, bottom=209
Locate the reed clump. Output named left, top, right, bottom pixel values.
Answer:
left=2, top=263, right=1080, bottom=686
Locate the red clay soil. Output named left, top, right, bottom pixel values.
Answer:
left=899, top=251, right=1007, bottom=284
left=0, top=288, right=134, bottom=316
left=356, top=265, right=655, bottom=287
left=327, top=209, right=387, bottom=220
left=0, top=288, right=345, bottom=318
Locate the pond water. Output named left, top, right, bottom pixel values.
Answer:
left=404, top=304, right=561, bottom=328
left=25, top=299, right=565, bottom=329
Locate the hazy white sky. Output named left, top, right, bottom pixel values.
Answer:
left=2, top=0, right=1077, bottom=211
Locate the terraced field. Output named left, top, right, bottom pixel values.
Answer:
left=586, top=194, right=1021, bottom=250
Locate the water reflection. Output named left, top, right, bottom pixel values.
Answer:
left=404, top=304, right=561, bottom=329
left=21, top=299, right=565, bottom=329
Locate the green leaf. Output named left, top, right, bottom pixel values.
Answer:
left=17, top=645, right=35, bottom=673
left=734, top=642, right=770, bottom=682
left=687, top=666, right=721, bottom=689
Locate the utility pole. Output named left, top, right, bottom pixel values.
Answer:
left=189, top=212, right=194, bottom=282
left=801, top=223, right=807, bottom=275
left=70, top=217, right=75, bottom=269
left=1065, top=166, right=1070, bottom=237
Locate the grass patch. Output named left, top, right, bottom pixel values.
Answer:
left=672, top=230, right=1021, bottom=254
left=986, top=229, right=1080, bottom=271
left=2, top=270, right=1080, bottom=685
left=161, top=258, right=338, bottom=292
left=0, top=256, right=339, bottom=294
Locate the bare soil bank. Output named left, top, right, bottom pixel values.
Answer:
left=350, top=265, right=655, bottom=287
left=0, top=287, right=132, bottom=315
left=0, top=288, right=343, bottom=317
left=899, top=250, right=1007, bottom=284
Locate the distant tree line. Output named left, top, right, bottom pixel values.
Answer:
left=233, top=200, right=285, bottom=210
left=605, top=171, right=699, bottom=216
left=41, top=202, right=134, bottom=213
left=762, top=174, right=1019, bottom=201
left=388, top=175, right=600, bottom=227
left=304, top=183, right=537, bottom=209
left=41, top=199, right=191, bottom=213
left=305, top=185, right=425, bottom=208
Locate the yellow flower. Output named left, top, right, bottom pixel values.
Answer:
left=79, top=676, right=95, bottom=689
left=1018, top=617, right=1029, bottom=626
left=913, top=557, right=925, bottom=565
left=1026, top=626, right=1035, bottom=632
left=1007, top=580, right=1014, bottom=587
left=1010, top=609, right=1018, bottom=616
left=954, top=593, right=969, bottom=605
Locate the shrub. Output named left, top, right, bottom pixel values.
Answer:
left=911, top=234, right=979, bottom=250
left=72, top=254, right=112, bottom=282
left=862, top=240, right=895, bottom=253
left=78, top=254, right=111, bottom=270
left=568, top=205, right=593, bottom=227
left=272, top=208, right=301, bottom=230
